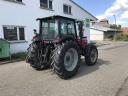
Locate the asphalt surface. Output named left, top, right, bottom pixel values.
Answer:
left=117, top=77, right=128, bottom=96
left=0, top=42, right=128, bottom=96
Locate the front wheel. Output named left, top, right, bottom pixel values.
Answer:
left=85, top=46, right=98, bottom=66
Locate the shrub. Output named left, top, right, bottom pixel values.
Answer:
left=115, top=33, right=128, bottom=41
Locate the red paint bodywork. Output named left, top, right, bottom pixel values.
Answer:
left=77, top=38, right=88, bottom=48
left=33, top=35, right=88, bottom=49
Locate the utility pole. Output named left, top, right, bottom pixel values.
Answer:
left=113, top=15, right=117, bottom=41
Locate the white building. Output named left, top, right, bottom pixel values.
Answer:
left=90, top=25, right=116, bottom=41
left=90, top=28, right=104, bottom=41
left=0, top=0, right=97, bottom=54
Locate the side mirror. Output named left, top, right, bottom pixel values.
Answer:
left=78, top=22, right=84, bottom=38
left=78, top=22, right=83, bottom=31
left=33, top=29, right=38, bottom=35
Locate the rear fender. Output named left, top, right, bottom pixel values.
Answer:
left=32, top=35, right=42, bottom=42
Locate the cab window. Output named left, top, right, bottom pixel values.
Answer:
left=60, top=19, right=76, bottom=35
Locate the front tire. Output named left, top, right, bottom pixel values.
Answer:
left=85, top=46, right=98, bottom=66
left=52, top=41, right=80, bottom=79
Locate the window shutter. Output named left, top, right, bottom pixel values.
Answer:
left=69, top=6, right=71, bottom=14
left=40, top=0, right=48, bottom=8
left=19, top=27, right=25, bottom=40
left=3, top=27, right=8, bottom=40
left=49, top=0, right=53, bottom=9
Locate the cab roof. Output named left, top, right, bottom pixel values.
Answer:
left=36, top=15, right=76, bottom=21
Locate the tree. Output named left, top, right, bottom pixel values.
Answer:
left=110, top=24, right=122, bottom=30
left=118, top=25, right=121, bottom=30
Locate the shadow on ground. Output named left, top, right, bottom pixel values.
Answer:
left=71, top=59, right=111, bottom=80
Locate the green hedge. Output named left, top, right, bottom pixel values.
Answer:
left=115, top=33, right=128, bottom=41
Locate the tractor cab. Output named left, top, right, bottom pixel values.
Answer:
left=36, top=15, right=85, bottom=43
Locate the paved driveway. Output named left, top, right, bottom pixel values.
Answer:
left=0, top=42, right=128, bottom=96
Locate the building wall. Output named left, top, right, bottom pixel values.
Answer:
left=0, top=0, right=96, bottom=53
left=90, top=29, right=104, bottom=41
left=122, top=27, right=128, bottom=36
left=104, top=31, right=115, bottom=40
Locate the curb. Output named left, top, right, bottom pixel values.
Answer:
left=0, top=59, right=25, bottom=65
left=96, top=43, right=110, bottom=47
left=116, top=77, right=128, bottom=96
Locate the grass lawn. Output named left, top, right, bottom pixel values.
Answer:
left=0, top=52, right=26, bottom=63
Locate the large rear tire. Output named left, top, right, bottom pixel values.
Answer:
left=26, top=43, right=48, bottom=70
left=52, top=41, right=80, bottom=79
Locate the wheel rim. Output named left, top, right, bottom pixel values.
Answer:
left=90, top=49, right=97, bottom=63
left=64, top=48, right=78, bottom=71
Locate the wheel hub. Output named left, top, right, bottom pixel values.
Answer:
left=64, top=48, right=78, bottom=71
left=66, top=55, right=70, bottom=62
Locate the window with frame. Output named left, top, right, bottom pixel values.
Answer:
left=3, top=25, right=25, bottom=41
left=40, top=0, right=53, bottom=9
left=41, top=20, right=58, bottom=40
left=63, top=4, right=72, bottom=14
left=60, top=19, right=75, bottom=35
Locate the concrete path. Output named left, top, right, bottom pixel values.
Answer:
left=0, top=42, right=128, bottom=96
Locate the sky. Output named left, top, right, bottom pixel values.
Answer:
left=74, top=0, right=128, bottom=27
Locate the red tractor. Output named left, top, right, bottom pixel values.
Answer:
left=26, top=15, right=98, bottom=79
